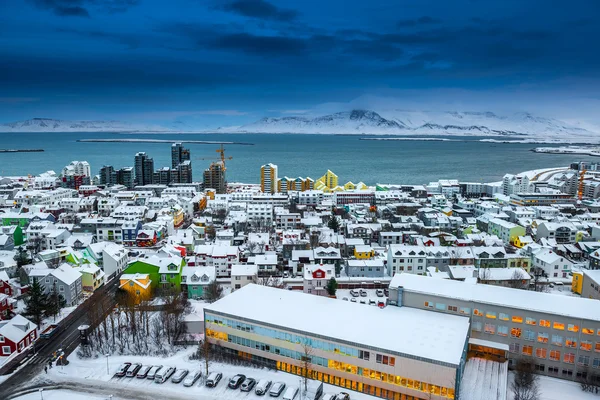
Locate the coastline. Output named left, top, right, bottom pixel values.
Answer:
left=532, top=146, right=600, bottom=157
left=0, top=149, right=44, bottom=153
left=77, top=139, right=254, bottom=145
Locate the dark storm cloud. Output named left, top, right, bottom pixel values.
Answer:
left=221, top=0, right=298, bottom=22
left=28, top=0, right=139, bottom=17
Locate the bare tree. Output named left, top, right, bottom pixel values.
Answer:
left=204, top=280, right=223, bottom=303
left=246, top=241, right=258, bottom=256
left=511, top=358, right=540, bottom=400
left=198, top=338, right=212, bottom=377
left=253, top=276, right=285, bottom=289
left=300, top=341, right=313, bottom=392
left=309, top=231, right=325, bottom=250
left=478, top=267, right=492, bottom=283
left=509, top=269, right=527, bottom=289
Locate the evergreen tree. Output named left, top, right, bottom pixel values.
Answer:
left=14, top=246, right=30, bottom=268
left=326, top=277, right=338, bottom=296
left=46, top=286, right=67, bottom=321
left=23, top=280, right=49, bottom=326
left=327, top=214, right=340, bottom=233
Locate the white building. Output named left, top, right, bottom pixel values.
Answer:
left=231, top=264, right=258, bottom=290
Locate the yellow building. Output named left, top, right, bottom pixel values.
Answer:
left=119, top=273, right=152, bottom=304
left=354, top=245, right=375, bottom=259
left=206, top=189, right=216, bottom=200
left=172, top=206, right=184, bottom=228
left=316, top=170, right=338, bottom=190
left=198, top=195, right=207, bottom=212
left=572, top=272, right=583, bottom=295
left=261, top=163, right=278, bottom=194
left=344, top=182, right=356, bottom=190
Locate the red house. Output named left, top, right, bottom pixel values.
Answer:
left=0, top=271, right=13, bottom=296
left=0, top=315, right=38, bottom=356
left=136, top=230, right=158, bottom=247
left=0, top=294, right=15, bottom=320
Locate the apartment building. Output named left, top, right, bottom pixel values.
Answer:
left=260, top=163, right=278, bottom=194
left=487, top=218, right=525, bottom=245
left=205, top=284, right=468, bottom=400
left=389, top=274, right=600, bottom=381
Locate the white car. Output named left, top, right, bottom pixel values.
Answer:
left=155, top=367, right=176, bottom=384
left=349, top=289, right=359, bottom=297
left=183, top=370, right=202, bottom=387
left=255, top=379, right=272, bottom=395
left=376, top=289, right=385, bottom=297
left=282, top=386, right=299, bottom=400
left=322, top=394, right=338, bottom=400
left=171, top=368, right=189, bottom=383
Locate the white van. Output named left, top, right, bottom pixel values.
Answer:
left=255, top=379, right=272, bottom=395
left=282, top=386, right=299, bottom=400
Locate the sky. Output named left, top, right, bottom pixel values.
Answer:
left=1, top=0, right=599, bottom=129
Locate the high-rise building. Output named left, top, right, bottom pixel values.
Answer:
left=171, top=143, right=191, bottom=169
left=134, top=152, right=154, bottom=186
left=99, top=165, right=116, bottom=186
left=116, top=167, right=134, bottom=189
left=176, top=160, right=193, bottom=184
left=203, top=162, right=226, bottom=194
left=62, top=161, right=91, bottom=178
left=153, top=167, right=171, bottom=185
left=260, top=163, right=278, bottom=194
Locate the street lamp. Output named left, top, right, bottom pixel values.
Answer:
left=106, top=354, right=110, bottom=375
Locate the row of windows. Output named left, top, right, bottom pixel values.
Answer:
left=472, top=308, right=593, bottom=334
left=473, top=324, right=598, bottom=351
left=508, top=343, right=600, bottom=367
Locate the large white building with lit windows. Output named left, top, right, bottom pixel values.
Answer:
left=204, top=284, right=469, bottom=400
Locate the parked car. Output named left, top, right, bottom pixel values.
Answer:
left=338, top=392, right=351, bottom=400
left=342, top=297, right=348, bottom=301
left=269, top=382, right=286, bottom=397
left=126, top=363, right=142, bottom=377
left=376, top=289, right=384, bottom=297
left=384, top=289, right=389, bottom=297
left=114, top=362, right=131, bottom=377
left=255, top=379, right=272, bottom=395
left=282, top=386, right=299, bottom=400
left=377, top=301, right=385, bottom=308
left=241, top=377, right=256, bottom=392
left=349, top=289, right=359, bottom=297
left=155, top=367, right=176, bottom=384
left=146, top=365, right=162, bottom=380
left=350, top=298, right=357, bottom=303
left=322, top=394, right=338, bottom=400
left=171, top=369, right=189, bottom=384
left=359, top=299, right=366, bottom=304
left=359, top=289, right=367, bottom=297
left=183, top=370, right=202, bottom=387
left=368, top=299, right=376, bottom=306
left=228, top=374, right=246, bottom=389
left=136, top=365, right=151, bottom=379
left=206, top=372, right=223, bottom=387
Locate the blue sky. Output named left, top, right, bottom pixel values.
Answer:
left=1, top=0, right=599, bottom=128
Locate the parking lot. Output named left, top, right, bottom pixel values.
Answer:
left=48, top=348, right=378, bottom=400
left=336, top=288, right=388, bottom=307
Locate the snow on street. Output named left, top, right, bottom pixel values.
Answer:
left=14, top=389, right=125, bottom=400
left=43, top=346, right=380, bottom=400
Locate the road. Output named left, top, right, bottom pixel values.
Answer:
left=0, top=278, right=119, bottom=399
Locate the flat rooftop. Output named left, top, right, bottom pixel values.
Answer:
left=391, top=273, right=600, bottom=322
left=205, top=284, right=470, bottom=366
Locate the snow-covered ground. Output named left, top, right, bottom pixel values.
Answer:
left=44, top=347, right=379, bottom=400
left=14, top=389, right=126, bottom=400
left=460, top=358, right=508, bottom=400
left=508, top=372, right=598, bottom=400
left=533, top=146, right=600, bottom=157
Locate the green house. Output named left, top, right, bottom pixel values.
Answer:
left=181, top=266, right=216, bottom=299
left=124, top=254, right=184, bottom=291
left=1, top=225, right=23, bottom=246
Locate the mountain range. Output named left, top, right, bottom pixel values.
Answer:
left=1, top=111, right=598, bottom=140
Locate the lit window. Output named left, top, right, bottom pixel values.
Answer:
left=583, top=328, right=594, bottom=335
left=566, top=338, right=577, bottom=348
left=550, top=350, right=560, bottom=361
left=581, top=341, right=592, bottom=352
left=484, top=323, right=496, bottom=335
left=553, top=322, right=565, bottom=330
left=564, top=353, right=575, bottom=364
left=539, top=319, right=551, bottom=328
left=499, top=313, right=509, bottom=321
left=522, top=345, right=533, bottom=356
left=538, top=333, right=549, bottom=343
left=526, top=317, right=537, bottom=326
left=512, top=315, right=523, bottom=323
left=568, top=324, right=580, bottom=333
left=474, top=309, right=483, bottom=317
left=595, top=343, right=600, bottom=353
left=486, top=311, right=497, bottom=319
left=535, top=348, right=547, bottom=359
left=511, top=328, right=522, bottom=338
left=424, top=302, right=433, bottom=308
left=460, top=307, right=471, bottom=315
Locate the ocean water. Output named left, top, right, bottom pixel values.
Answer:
left=0, top=132, right=579, bottom=185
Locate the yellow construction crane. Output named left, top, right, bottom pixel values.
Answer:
left=578, top=168, right=587, bottom=200
left=195, top=144, right=232, bottom=171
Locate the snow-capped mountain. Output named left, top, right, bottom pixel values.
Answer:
left=229, top=109, right=599, bottom=139
left=0, top=118, right=171, bottom=133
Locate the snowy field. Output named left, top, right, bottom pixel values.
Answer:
left=507, top=372, right=598, bottom=400
left=42, top=346, right=380, bottom=400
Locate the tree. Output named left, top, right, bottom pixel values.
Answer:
left=509, top=269, right=527, bottom=290
left=14, top=246, right=30, bottom=268
left=204, top=280, right=223, bottom=303
left=325, top=277, right=338, bottom=296
left=478, top=267, right=491, bottom=283
left=511, top=358, right=540, bottom=400
left=327, top=215, right=341, bottom=233
left=23, top=280, right=49, bottom=326
left=205, top=224, right=216, bottom=242
left=198, top=338, right=212, bottom=377
left=253, top=276, right=285, bottom=289
left=46, top=285, right=66, bottom=322
left=300, top=341, right=313, bottom=393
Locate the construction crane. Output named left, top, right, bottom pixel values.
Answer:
left=195, top=144, right=233, bottom=171
left=578, top=168, right=587, bottom=200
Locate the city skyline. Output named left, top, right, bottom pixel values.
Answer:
left=1, top=1, right=599, bottom=129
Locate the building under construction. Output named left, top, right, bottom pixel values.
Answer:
left=202, top=145, right=230, bottom=194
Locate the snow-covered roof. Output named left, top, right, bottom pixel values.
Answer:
left=119, top=273, right=151, bottom=289
left=0, top=314, right=37, bottom=343
left=391, top=273, right=600, bottom=322
left=51, top=264, right=82, bottom=285
left=205, top=284, right=470, bottom=366
left=231, top=264, right=258, bottom=276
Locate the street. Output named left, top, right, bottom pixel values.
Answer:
left=0, top=278, right=119, bottom=399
